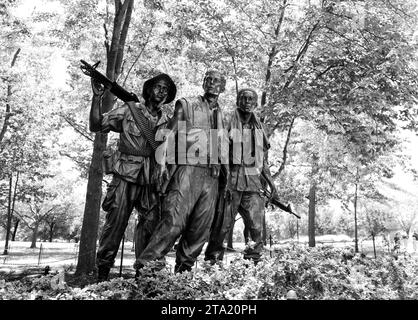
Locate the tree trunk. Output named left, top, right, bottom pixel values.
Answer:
left=5, top=171, right=20, bottom=246
left=372, top=233, right=376, bottom=258
left=354, top=169, right=359, bottom=253
left=308, top=153, right=319, bottom=247
left=30, top=223, right=39, bottom=249
left=76, top=133, right=107, bottom=275
left=49, top=222, right=55, bottom=242
left=11, top=218, right=20, bottom=241
left=308, top=181, right=317, bottom=247
left=262, top=213, right=267, bottom=245
left=3, top=175, right=13, bottom=255
left=76, top=0, right=134, bottom=275
left=0, top=48, right=20, bottom=144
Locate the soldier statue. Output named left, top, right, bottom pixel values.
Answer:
left=204, top=88, right=277, bottom=264
left=134, top=70, right=228, bottom=273
left=89, top=73, right=177, bottom=281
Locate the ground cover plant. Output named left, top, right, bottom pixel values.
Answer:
left=1, top=244, right=418, bottom=300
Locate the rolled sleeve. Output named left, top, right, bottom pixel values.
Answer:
left=101, top=105, right=127, bottom=133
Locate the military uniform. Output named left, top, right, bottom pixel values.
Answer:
left=135, top=95, right=225, bottom=272
left=205, top=110, right=270, bottom=263
left=96, top=102, right=168, bottom=270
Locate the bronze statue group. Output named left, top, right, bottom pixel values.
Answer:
left=88, top=70, right=278, bottom=282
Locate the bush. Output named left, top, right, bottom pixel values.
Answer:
left=1, top=245, right=418, bottom=300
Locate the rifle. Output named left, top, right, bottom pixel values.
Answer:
left=260, top=188, right=301, bottom=219
left=80, top=59, right=160, bottom=150
left=80, top=60, right=139, bottom=103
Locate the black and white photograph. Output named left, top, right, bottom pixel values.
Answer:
left=1, top=0, right=418, bottom=312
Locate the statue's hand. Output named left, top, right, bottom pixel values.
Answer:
left=223, top=188, right=232, bottom=202
left=91, top=78, right=105, bottom=97
left=268, top=181, right=278, bottom=200
left=156, top=96, right=167, bottom=111
left=270, top=187, right=278, bottom=201
left=153, top=163, right=168, bottom=193
left=160, top=165, right=169, bottom=182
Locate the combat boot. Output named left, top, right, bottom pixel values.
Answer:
left=97, top=266, right=110, bottom=282
left=174, top=263, right=192, bottom=274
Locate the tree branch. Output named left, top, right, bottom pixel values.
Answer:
left=115, top=0, right=122, bottom=13
left=61, top=114, right=94, bottom=142
left=107, top=0, right=131, bottom=80
left=282, top=20, right=320, bottom=91
left=274, top=117, right=296, bottom=178
left=221, top=29, right=239, bottom=94
left=122, top=22, right=155, bottom=86
left=324, top=25, right=368, bottom=51
left=261, top=0, right=288, bottom=108
left=103, top=23, right=110, bottom=56
left=11, top=171, right=19, bottom=220
left=11, top=48, right=21, bottom=67
left=0, top=48, right=21, bottom=144
left=40, top=204, right=60, bottom=221
left=385, top=0, right=414, bottom=19
left=59, top=151, right=89, bottom=173
left=201, top=7, right=240, bottom=94
left=115, top=0, right=134, bottom=81
left=231, top=0, right=274, bottom=39
left=28, top=202, right=36, bottom=215
left=315, top=62, right=345, bottom=80
left=324, top=10, right=353, bottom=21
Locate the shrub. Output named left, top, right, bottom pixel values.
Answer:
left=1, top=245, right=418, bottom=300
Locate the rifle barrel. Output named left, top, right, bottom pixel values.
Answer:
left=80, top=60, right=139, bottom=103
left=271, top=198, right=301, bottom=219
left=262, top=189, right=301, bottom=219
left=110, top=82, right=139, bottom=103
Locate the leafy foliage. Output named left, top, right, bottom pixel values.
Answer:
left=1, top=245, right=418, bottom=300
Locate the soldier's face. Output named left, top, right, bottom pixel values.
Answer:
left=238, top=91, right=257, bottom=113
left=150, top=80, right=169, bottom=104
left=203, top=72, right=224, bottom=96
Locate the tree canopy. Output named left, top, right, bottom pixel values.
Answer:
left=0, top=0, right=417, bottom=269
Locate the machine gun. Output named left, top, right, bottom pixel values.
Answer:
left=261, top=188, right=301, bottom=219
left=80, top=60, right=140, bottom=103
left=80, top=59, right=160, bottom=150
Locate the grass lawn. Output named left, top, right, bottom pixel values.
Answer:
left=0, top=240, right=245, bottom=286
